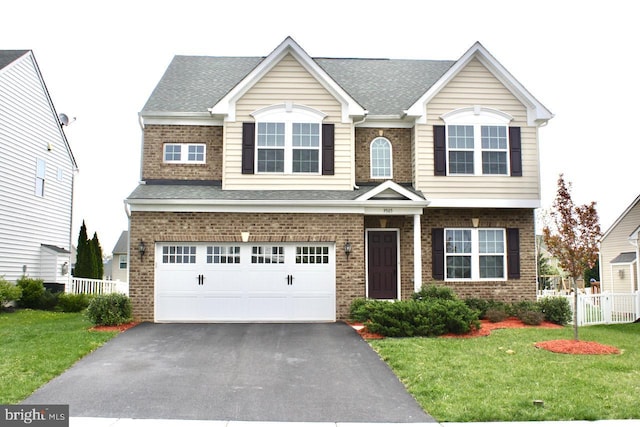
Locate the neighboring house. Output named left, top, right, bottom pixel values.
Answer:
left=0, top=50, right=77, bottom=286
left=111, top=230, right=129, bottom=282
left=599, top=195, right=640, bottom=293
left=125, top=37, right=553, bottom=322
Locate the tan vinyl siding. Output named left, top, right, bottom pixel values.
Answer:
left=416, top=58, right=540, bottom=203
left=223, top=54, right=352, bottom=190
left=600, top=202, right=640, bottom=292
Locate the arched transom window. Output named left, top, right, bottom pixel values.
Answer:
left=370, top=137, right=392, bottom=178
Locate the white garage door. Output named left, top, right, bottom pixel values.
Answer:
left=155, top=242, right=336, bottom=322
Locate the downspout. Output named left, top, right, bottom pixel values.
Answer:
left=351, top=113, right=368, bottom=190
left=138, top=113, right=145, bottom=183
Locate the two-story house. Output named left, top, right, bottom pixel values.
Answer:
left=125, top=38, right=553, bottom=322
left=0, top=50, right=77, bottom=286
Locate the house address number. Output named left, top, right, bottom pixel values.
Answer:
left=383, top=208, right=393, bottom=213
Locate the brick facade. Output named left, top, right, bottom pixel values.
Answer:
left=422, top=208, right=537, bottom=302
left=142, top=125, right=223, bottom=181
left=355, top=128, right=412, bottom=184
left=129, top=211, right=365, bottom=322
left=129, top=207, right=535, bottom=322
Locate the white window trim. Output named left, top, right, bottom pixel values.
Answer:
left=370, top=137, right=393, bottom=179
left=442, top=106, right=512, bottom=177
left=163, top=143, right=206, bottom=164
left=118, top=254, right=128, bottom=269
left=251, top=104, right=325, bottom=175
left=444, top=227, right=507, bottom=281
left=35, top=158, right=46, bottom=197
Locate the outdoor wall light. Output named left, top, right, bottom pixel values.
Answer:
left=344, top=241, right=352, bottom=260
left=61, top=262, right=69, bottom=276
left=618, top=269, right=625, bottom=279
left=138, top=239, right=146, bottom=261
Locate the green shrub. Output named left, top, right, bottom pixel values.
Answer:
left=57, top=293, right=92, bottom=313
left=538, top=296, right=572, bottom=325
left=38, top=290, right=59, bottom=311
left=511, top=300, right=540, bottom=318
left=519, top=310, right=545, bottom=325
left=0, top=277, right=22, bottom=308
left=86, top=293, right=132, bottom=326
left=412, top=285, right=457, bottom=301
left=356, top=298, right=480, bottom=337
left=16, top=277, right=45, bottom=309
left=485, top=307, right=509, bottom=323
left=463, top=298, right=492, bottom=318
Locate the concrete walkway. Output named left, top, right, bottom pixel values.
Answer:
left=70, top=418, right=640, bottom=427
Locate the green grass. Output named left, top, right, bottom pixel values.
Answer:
left=0, top=309, right=118, bottom=404
left=370, top=323, right=640, bottom=422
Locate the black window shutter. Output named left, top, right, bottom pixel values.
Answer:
left=242, top=122, right=255, bottom=174
left=507, top=228, right=520, bottom=279
left=432, top=228, right=445, bottom=280
left=433, top=125, right=446, bottom=176
left=509, top=127, right=522, bottom=177
left=322, top=123, right=335, bottom=175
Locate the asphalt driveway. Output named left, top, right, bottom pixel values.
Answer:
left=24, top=323, right=435, bottom=423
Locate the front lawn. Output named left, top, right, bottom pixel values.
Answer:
left=0, top=309, right=118, bottom=403
left=370, top=323, right=640, bottom=422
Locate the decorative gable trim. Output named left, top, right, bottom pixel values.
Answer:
left=405, top=42, right=553, bottom=127
left=209, top=37, right=366, bottom=123
left=355, top=181, right=427, bottom=203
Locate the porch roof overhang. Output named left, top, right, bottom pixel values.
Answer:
left=124, top=181, right=429, bottom=216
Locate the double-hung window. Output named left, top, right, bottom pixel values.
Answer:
left=444, top=228, right=506, bottom=280
left=163, top=143, right=206, bottom=164
left=442, top=107, right=512, bottom=176
left=252, top=104, right=324, bottom=174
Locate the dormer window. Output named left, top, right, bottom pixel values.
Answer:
left=370, top=137, right=392, bottom=179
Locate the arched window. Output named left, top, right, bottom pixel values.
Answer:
left=370, top=137, right=392, bottom=178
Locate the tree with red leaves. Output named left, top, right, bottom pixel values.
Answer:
left=543, top=174, right=601, bottom=340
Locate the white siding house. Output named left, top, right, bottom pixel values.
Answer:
left=0, top=50, right=77, bottom=284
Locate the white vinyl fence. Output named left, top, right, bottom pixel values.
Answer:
left=538, top=291, right=640, bottom=326
left=67, top=277, right=129, bottom=296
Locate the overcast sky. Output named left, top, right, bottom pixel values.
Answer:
left=3, top=0, right=638, bottom=252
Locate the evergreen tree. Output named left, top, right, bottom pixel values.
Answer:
left=91, top=232, right=104, bottom=279
left=75, top=221, right=92, bottom=278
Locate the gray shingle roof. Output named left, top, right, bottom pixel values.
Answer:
left=610, top=252, right=637, bottom=264
left=128, top=183, right=372, bottom=201
left=112, top=230, right=128, bottom=254
left=0, top=50, right=29, bottom=70
left=141, top=55, right=455, bottom=116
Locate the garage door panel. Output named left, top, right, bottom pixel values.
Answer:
left=155, top=242, right=335, bottom=322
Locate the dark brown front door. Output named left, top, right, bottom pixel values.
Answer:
left=367, top=230, right=398, bottom=299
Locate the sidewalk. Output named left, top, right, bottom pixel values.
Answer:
left=70, top=418, right=640, bottom=427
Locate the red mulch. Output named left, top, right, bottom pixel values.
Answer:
left=442, top=317, right=563, bottom=338
left=349, top=318, right=620, bottom=355
left=90, top=322, right=139, bottom=332
left=535, top=339, right=620, bottom=355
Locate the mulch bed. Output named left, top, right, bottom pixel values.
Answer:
left=535, top=339, right=620, bottom=355
left=89, top=322, right=139, bottom=332
left=348, top=318, right=620, bottom=355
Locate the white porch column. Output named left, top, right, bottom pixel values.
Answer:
left=413, top=213, right=422, bottom=292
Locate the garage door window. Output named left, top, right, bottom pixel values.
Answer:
left=207, top=246, right=240, bottom=264
left=162, top=246, right=196, bottom=264
left=296, top=246, right=329, bottom=264
left=252, top=246, right=284, bottom=264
